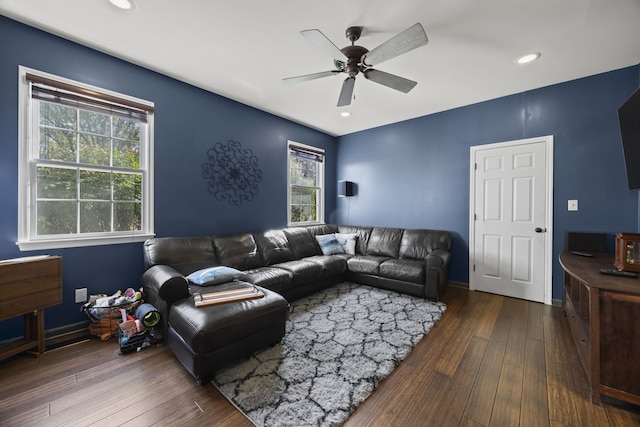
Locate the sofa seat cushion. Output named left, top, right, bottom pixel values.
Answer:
left=240, top=267, right=293, bottom=294
left=347, top=255, right=391, bottom=275
left=303, top=255, right=348, bottom=277
left=272, top=260, right=324, bottom=285
left=168, top=284, right=288, bottom=355
left=379, top=259, right=425, bottom=284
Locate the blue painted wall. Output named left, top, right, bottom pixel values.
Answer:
left=0, top=16, right=337, bottom=340
left=2, top=15, right=639, bottom=342
left=337, top=65, right=640, bottom=301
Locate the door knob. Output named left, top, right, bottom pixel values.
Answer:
left=535, top=227, right=547, bottom=233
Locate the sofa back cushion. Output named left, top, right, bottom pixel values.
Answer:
left=305, top=224, right=339, bottom=237
left=337, top=225, right=372, bottom=255
left=399, top=229, right=452, bottom=260
left=365, top=227, right=403, bottom=258
left=143, top=236, right=218, bottom=275
left=213, top=233, right=263, bottom=271
left=254, top=230, right=295, bottom=265
left=284, top=227, right=320, bottom=258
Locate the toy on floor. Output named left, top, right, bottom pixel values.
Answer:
left=82, top=287, right=144, bottom=340
left=117, top=305, right=161, bottom=354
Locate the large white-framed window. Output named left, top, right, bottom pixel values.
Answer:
left=17, top=66, right=155, bottom=251
left=287, top=141, right=324, bottom=226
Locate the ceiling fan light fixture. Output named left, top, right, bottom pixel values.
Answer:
left=109, top=0, right=136, bottom=10
left=516, top=52, right=541, bottom=65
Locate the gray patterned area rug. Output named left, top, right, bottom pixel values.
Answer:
left=212, top=282, right=447, bottom=427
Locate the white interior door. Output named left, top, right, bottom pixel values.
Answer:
left=469, top=136, right=553, bottom=304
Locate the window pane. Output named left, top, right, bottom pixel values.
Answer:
left=79, top=133, right=111, bottom=165
left=289, top=156, right=318, bottom=186
left=290, top=186, right=318, bottom=223
left=113, top=138, right=140, bottom=169
left=79, top=110, right=110, bottom=136
left=37, top=201, right=77, bottom=235
left=37, top=166, right=77, bottom=199
left=113, top=173, right=141, bottom=201
left=80, top=201, right=111, bottom=233
left=113, top=117, right=140, bottom=140
left=20, top=69, right=154, bottom=248
left=39, top=101, right=76, bottom=129
left=290, top=204, right=317, bottom=223
left=80, top=170, right=111, bottom=200
left=114, top=202, right=141, bottom=231
left=40, top=128, right=76, bottom=162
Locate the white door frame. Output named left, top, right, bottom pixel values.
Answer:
left=469, top=135, right=554, bottom=305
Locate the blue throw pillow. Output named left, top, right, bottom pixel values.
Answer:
left=315, top=234, right=345, bottom=255
left=186, top=266, right=242, bottom=286
left=335, top=233, right=357, bottom=255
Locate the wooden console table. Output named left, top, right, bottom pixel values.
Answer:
left=559, top=251, right=640, bottom=406
left=0, top=256, right=62, bottom=360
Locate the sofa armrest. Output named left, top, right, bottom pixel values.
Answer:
left=141, top=265, right=190, bottom=305
left=424, top=249, right=451, bottom=301
left=426, top=249, right=450, bottom=270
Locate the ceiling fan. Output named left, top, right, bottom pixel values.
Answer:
left=283, top=23, right=428, bottom=107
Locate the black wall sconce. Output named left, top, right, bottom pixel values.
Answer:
left=338, top=180, right=355, bottom=197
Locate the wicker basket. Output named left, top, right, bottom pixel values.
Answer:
left=83, top=300, right=141, bottom=340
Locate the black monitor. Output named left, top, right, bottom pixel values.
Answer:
left=618, top=87, right=640, bottom=190
left=565, top=232, right=609, bottom=253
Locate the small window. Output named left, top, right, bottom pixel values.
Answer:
left=287, top=141, right=324, bottom=225
left=17, top=66, right=155, bottom=250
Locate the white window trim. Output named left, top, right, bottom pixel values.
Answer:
left=16, top=66, right=155, bottom=251
left=287, top=140, right=325, bottom=226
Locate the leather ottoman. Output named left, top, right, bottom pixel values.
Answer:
left=166, top=283, right=289, bottom=384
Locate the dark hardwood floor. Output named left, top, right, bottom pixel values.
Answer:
left=1, top=285, right=639, bottom=426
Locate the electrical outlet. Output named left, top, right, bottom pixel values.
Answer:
left=75, top=288, right=88, bottom=303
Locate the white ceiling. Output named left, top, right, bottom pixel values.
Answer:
left=1, top=0, right=639, bottom=136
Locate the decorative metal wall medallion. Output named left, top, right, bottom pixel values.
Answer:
left=202, top=140, right=262, bottom=206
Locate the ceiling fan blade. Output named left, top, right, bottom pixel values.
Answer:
left=337, top=77, right=356, bottom=107
left=361, top=23, right=428, bottom=67
left=300, top=29, right=349, bottom=62
left=364, top=69, right=417, bottom=93
left=283, top=70, right=340, bottom=84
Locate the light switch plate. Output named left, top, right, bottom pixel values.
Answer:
left=75, top=288, right=88, bottom=303
left=568, top=200, right=578, bottom=211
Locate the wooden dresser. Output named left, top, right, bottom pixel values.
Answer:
left=0, top=256, right=62, bottom=360
left=559, top=251, right=640, bottom=406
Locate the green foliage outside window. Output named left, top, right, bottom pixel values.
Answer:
left=289, top=153, right=320, bottom=223
left=36, top=101, right=143, bottom=236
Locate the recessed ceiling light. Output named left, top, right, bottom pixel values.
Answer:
left=340, top=112, right=351, bottom=117
left=516, top=52, right=541, bottom=65
left=109, top=0, right=136, bottom=10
